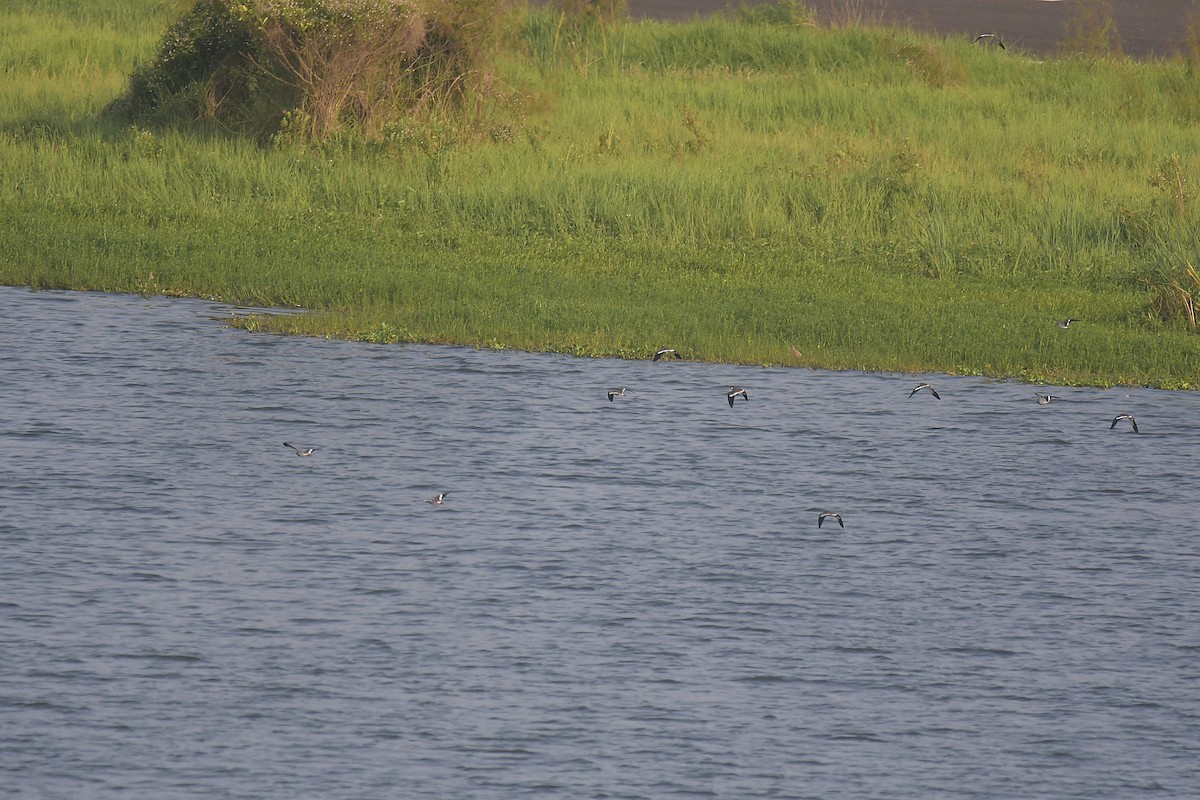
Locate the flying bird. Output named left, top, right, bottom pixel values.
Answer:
left=908, top=383, right=941, bottom=399
left=727, top=386, right=749, bottom=407
left=973, top=32, right=1005, bottom=49
left=1109, top=414, right=1139, bottom=433
left=607, top=387, right=633, bottom=402
left=653, top=348, right=682, bottom=362
left=284, top=442, right=315, bottom=457
left=818, top=512, right=844, bottom=529
left=426, top=493, right=448, bottom=505
left=1057, top=318, right=1078, bottom=329
left=1035, top=392, right=1056, bottom=405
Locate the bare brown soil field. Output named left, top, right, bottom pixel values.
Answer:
left=627, top=0, right=1195, bottom=58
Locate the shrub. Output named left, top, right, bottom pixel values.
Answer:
left=110, top=0, right=508, bottom=141
left=1060, top=0, right=1123, bottom=58
left=1183, top=1, right=1200, bottom=69
left=111, top=1, right=253, bottom=122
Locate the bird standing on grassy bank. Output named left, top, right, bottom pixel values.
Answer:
left=727, top=386, right=748, bottom=407
left=1110, top=414, right=1139, bottom=433
left=909, top=383, right=941, bottom=399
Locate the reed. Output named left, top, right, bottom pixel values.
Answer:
left=1, top=1, right=1198, bottom=389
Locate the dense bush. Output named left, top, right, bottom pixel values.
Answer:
left=111, top=0, right=508, bottom=140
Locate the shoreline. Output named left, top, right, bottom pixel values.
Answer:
left=626, top=0, right=1194, bottom=59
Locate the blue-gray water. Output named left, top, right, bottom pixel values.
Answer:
left=2, top=286, right=1198, bottom=799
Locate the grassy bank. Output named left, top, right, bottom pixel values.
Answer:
left=2, top=1, right=1198, bottom=387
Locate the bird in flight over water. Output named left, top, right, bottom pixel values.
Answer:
left=818, top=512, right=844, bottom=529
left=727, top=386, right=749, bottom=407
left=973, top=32, right=1005, bottom=49
left=284, top=442, right=315, bottom=457
left=1110, top=414, right=1139, bottom=433
left=426, top=493, right=448, bottom=505
left=653, top=348, right=682, bottom=362
left=909, top=383, right=941, bottom=399
left=607, top=387, right=633, bottom=402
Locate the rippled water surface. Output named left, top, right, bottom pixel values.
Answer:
left=2, top=286, right=1198, bottom=799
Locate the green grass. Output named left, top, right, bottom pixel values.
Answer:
left=1, top=1, right=1198, bottom=388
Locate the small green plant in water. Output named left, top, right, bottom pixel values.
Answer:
left=1061, top=0, right=1123, bottom=58
left=135, top=271, right=159, bottom=297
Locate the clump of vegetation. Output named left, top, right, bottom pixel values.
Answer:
left=1144, top=260, right=1199, bottom=329
left=1184, top=2, right=1200, bottom=68
left=110, top=0, right=509, bottom=141
left=1061, top=0, right=1122, bottom=58
left=556, top=0, right=627, bottom=27
left=729, top=0, right=814, bottom=27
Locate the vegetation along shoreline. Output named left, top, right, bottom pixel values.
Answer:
left=1, top=0, right=1198, bottom=388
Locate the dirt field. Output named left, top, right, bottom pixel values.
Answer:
left=627, top=1, right=1193, bottom=58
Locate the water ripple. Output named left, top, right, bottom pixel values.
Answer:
left=1, top=287, right=1198, bottom=799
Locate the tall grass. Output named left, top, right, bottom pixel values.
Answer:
left=1, top=1, right=1198, bottom=388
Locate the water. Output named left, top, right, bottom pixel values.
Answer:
left=1, top=286, right=1198, bottom=799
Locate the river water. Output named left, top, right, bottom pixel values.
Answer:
left=1, top=286, right=1198, bottom=799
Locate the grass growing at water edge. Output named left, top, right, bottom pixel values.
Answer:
left=0, top=1, right=1198, bottom=388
